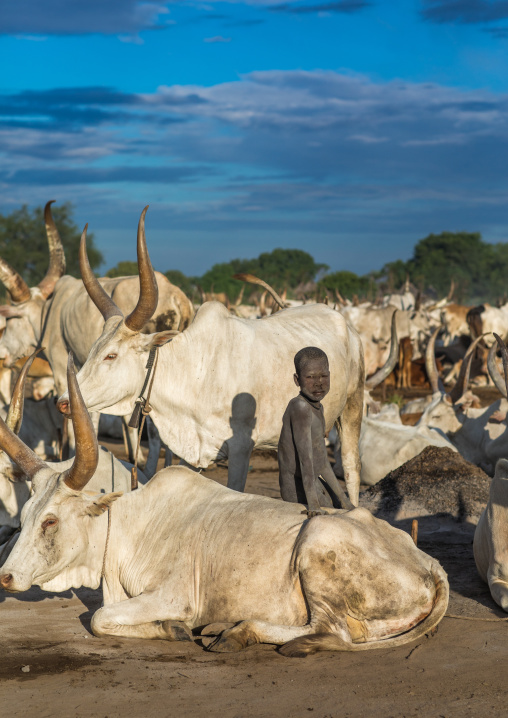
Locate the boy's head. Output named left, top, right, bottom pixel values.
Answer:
left=294, top=347, right=330, bottom=402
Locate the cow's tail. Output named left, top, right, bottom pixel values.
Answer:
left=279, top=560, right=449, bottom=657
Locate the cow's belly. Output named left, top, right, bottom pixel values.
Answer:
left=194, top=562, right=308, bottom=627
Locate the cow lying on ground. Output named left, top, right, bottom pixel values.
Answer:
left=0, top=354, right=449, bottom=656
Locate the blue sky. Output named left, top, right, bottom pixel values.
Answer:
left=1, top=0, right=508, bottom=276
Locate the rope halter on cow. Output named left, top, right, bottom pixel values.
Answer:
left=127, top=346, right=159, bottom=489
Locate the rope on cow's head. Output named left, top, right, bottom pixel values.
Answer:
left=127, top=346, right=159, bottom=489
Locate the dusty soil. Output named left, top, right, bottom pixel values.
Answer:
left=2, top=446, right=508, bottom=717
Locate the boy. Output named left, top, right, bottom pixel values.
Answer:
left=278, top=346, right=353, bottom=515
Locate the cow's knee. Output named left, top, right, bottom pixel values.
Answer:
left=91, top=607, right=115, bottom=637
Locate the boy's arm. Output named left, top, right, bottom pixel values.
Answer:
left=291, top=403, right=325, bottom=515
left=320, top=462, right=354, bottom=510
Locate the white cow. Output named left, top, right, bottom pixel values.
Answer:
left=334, top=412, right=456, bottom=486
left=474, top=458, right=508, bottom=612
left=0, top=202, right=193, bottom=466
left=58, top=220, right=365, bottom=504
left=0, top=356, right=449, bottom=655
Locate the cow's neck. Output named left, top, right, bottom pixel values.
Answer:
left=142, top=334, right=219, bottom=466
left=101, top=489, right=162, bottom=603
left=39, top=512, right=108, bottom=593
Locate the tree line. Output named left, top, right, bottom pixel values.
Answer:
left=1, top=203, right=506, bottom=305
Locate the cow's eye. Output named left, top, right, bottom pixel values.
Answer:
left=104, top=353, right=117, bottom=361
left=42, top=518, right=58, bottom=531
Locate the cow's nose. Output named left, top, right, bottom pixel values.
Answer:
left=0, top=573, right=13, bottom=590
left=56, top=398, right=70, bottom=416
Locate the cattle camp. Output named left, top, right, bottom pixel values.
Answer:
left=0, top=203, right=506, bottom=717
left=3, top=4, right=508, bottom=716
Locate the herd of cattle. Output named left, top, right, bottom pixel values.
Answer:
left=0, top=202, right=506, bottom=656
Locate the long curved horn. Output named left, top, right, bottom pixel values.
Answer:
left=487, top=340, right=506, bottom=398
left=493, top=334, right=508, bottom=401
left=63, top=353, right=98, bottom=492
left=232, top=273, right=287, bottom=309
left=124, top=207, right=159, bottom=332
left=0, top=258, right=31, bottom=304
left=259, top=289, right=267, bottom=316
left=447, top=278, right=456, bottom=302
left=0, top=406, right=47, bottom=479
left=234, top=284, right=244, bottom=307
left=425, top=327, right=441, bottom=394
left=365, top=310, right=399, bottom=390
left=448, top=335, right=485, bottom=403
left=37, top=201, right=66, bottom=299
left=80, top=225, right=123, bottom=323
left=6, top=348, right=44, bottom=434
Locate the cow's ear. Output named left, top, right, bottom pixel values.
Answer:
left=85, top=491, right=123, bottom=517
left=148, top=330, right=180, bottom=349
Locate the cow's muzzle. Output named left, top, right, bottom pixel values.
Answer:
left=0, top=572, right=13, bottom=590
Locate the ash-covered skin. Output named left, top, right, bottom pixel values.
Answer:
left=278, top=348, right=353, bottom=515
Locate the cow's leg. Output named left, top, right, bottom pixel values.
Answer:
left=91, top=594, right=193, bottom=642
left=226, top=439, right=253, bottom=492
left=143, top=417, right=162, bottom=478
left=163, top=439, right=173, bottom=468
left=204, top=619, right=317, bottom=653
left=335, top=385, right=363, bottom=506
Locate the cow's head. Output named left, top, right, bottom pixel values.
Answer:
left=57, top=208, right=177, bottom=417
left=417, top=330, right=488, bottom=434
left=0, top=354, right=122, bottom=593
left=0, top=201, right=66, bottom=367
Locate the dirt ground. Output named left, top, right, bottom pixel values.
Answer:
left=2, top=444, right=508, bottom=718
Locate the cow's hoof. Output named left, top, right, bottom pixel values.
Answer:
left=161, top=621, right=193, bottom=642
left=206, top=633, right=245, bottom=653
left=201, top=622, right=235, bottom=637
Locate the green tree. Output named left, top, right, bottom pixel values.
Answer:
left=199, top=248, right=328, bottom=301
left=164, top=269, right=197, bottom=298
left=0, top=202, right=103, bottom=287
left=106, top=260, right=139, bottom=278
left=318, top=270, right=374, bottom=300
left=407, top=231, right=494, bottom=303
left=377, top=260, right=409, bottom=294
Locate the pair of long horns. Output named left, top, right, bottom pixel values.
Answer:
left=0, top=201, right=66, bottom=303
left=0, top=353, right=98, bottom=490
left=365, top=310, right=399, bottom=390
left=80, top=207, right=158, bottom=332
left=425, top=328, right=487, bottom=401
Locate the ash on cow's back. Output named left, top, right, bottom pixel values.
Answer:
left=361, top=446, right=490, bottom=523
